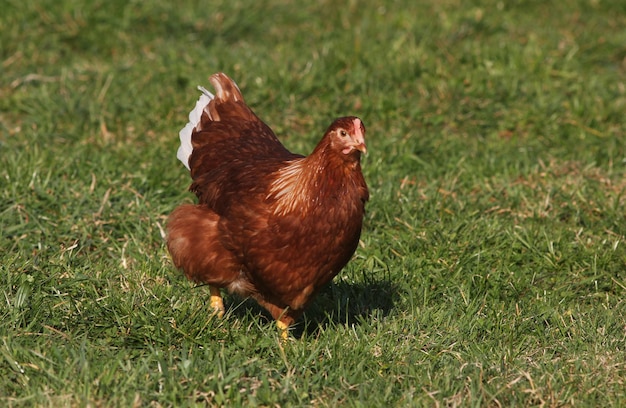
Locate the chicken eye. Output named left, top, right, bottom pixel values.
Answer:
left=339, top=130, right=348, bottom=137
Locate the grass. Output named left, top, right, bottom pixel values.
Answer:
left=1, top=0, right=625, bottom=406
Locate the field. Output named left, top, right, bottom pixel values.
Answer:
left=1, top=0, right=625, bottom=406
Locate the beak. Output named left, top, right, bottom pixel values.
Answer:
left=352, top=118, right=366, bottom=154
left=354, top=142, right=367, bottom=155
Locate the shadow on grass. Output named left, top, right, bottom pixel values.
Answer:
left=298, top=278, right=399, bottom=338
left=223, top=276, right=398, bottom=339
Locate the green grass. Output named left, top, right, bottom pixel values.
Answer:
left=1, top=0, right=625, bottom=406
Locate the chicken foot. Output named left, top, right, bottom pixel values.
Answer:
left=276, top=320, right=290, bottom=340
left=209, top=286, right=225, bottom=318
left=254, top=298, right=304, bottom=340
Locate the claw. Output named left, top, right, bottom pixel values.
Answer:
left=276, top=320, right=290, bottom=340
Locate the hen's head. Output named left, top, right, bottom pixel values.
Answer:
left=325, top=116, right=367, bottom=159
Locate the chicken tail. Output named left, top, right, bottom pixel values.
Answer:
left=176, top=73, right=250, bottom=170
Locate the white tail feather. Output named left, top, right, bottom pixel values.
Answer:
left=176, top=86, right=215, bottom=170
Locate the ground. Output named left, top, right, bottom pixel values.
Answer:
left=1, top=0, right=625, bottom=406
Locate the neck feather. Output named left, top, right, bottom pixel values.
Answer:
left=268, top=146, right=358, bottom=216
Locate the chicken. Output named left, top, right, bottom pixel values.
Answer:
left=166, top=73, right=368, bottom=338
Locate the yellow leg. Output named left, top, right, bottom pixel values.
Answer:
left=209, top=286, right=225, bottom=318
left=276, top=320, right=290, bottom=340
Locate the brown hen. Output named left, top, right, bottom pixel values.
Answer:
left=166, top=73, right=368, bottom=338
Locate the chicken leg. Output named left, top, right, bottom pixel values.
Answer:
left=209, top=286, right=225, bottom=318
left=276, top=320, right=289, bottom=340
